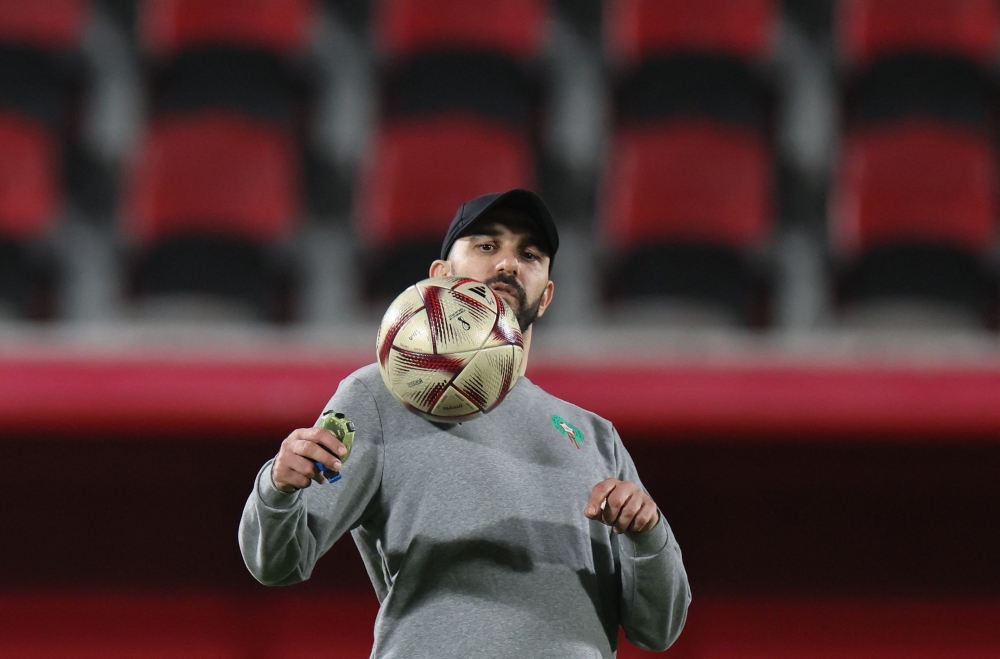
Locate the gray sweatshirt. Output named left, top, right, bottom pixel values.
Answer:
left=240, top=364, right=690, bottom=658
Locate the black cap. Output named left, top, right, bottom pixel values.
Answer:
left=440, top=189, right=559, bottom=263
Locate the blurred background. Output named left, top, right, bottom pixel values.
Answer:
left=3, top=0, right=1000, bottom=656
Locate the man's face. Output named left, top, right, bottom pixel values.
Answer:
left=432, top=209, right=555, bottom=331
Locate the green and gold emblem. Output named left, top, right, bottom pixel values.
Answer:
left=551, top=415, right=584, bottom=449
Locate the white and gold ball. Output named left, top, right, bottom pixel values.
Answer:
left=376, top=276, right=524, bottom=422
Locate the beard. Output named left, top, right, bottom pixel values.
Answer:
left=483, top=272, right=543, bottom=331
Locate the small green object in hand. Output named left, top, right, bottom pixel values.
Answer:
left=315, top=411, right=355, bottom=483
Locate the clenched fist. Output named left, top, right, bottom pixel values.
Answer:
left=584, top=478, right=659, bottom=534
left=271, top=427, right=349, bottom=493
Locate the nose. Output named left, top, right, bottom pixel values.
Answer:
left=493, top=245, right=521, bottom=276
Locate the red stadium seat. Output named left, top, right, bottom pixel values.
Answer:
left=599, top=120, right=773, bottom=325
left=357, top=117, right=534, bottom=248
left=0, top=113, right=59, bottom=240
left=122, top=112, right=297, bottom=247
left=832, top=120, right=996, bottom=255
left=0, top=0, right=89, bottom=49
left=121, top=113, right=300, bottom=320
left=374, top=0, right=548, bottom=59
left=605, top=0, right=778, bottom=63
left=355, top=116, right=534, bottom=298
left=601, top=120, right=772, bottom=250
left=838, top=0, right=1000, bottom=64
left=139, top=0, right=318, bottom=55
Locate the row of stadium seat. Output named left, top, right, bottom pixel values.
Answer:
left=3, top=0, right=996, bottom=61
left=4, top=0, right=1000, bottom=326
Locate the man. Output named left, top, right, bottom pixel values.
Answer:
left=239, top=189, right=690, bottom=658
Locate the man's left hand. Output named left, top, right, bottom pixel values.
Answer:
left=584, top=478, right=659, bottom=534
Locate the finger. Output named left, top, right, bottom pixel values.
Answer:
left=272, top=457, right=314, bottom=492
left=615, top=494, right=645, bottom=534
left=309, top=427, right=348, bottom=458
left=585, top=479, right=620, bottom=518
left=292, top=438, right=342, bottom=473
left=603, top=487, right=635, bottom=528
left=633, top=506, right=660, bottom=533
left=275, top=453, right=320, bottom=482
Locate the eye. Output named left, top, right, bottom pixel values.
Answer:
left=477, top=242, right=495, bottom=252
left=522, top=250, right=539, bottom=261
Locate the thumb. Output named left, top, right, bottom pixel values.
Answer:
left=585, top=479, right=619, bottom=518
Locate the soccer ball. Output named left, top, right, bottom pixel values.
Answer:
left=376, top=276, right=524, bottom=422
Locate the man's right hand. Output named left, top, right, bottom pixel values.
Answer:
left=271, top=427, right=349, bottom=493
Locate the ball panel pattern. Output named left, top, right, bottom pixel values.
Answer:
left=430, top=386, right=481, bottom=419
left=376, top=285, right=425, bottom=368
left=382, top=348, right=472, bottom=412
left=421, top=284, right=497, bottom=354
left=392, top=309, right=433, bottom=353
left=452, top=345, right=518, bottom=412
left=480, top=296, right=524, bottom=350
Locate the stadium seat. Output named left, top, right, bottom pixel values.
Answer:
left=139, top=0, right=316, bottom=123
left=605, top=1, right=775, bottom=143
left=0, top=0, right=89, bottom=49
left=600, top=120, right=773, bottom=324
left=605, top=0, right=779, bottom=63
left=846, top=54, right=991, bottom=129
left=374, top=0, right=546, bottom=133
left=831, top=120, right=998, bottom=324
left=381, top=50, right=537, bottom=129
left=374, top=0, right=548, bottom=59
left=616, top=53, right=769, bottom=129
left=0, top=113, right=60, bottom=319
left=121, top=112, right=299, bottom=320
left=139, top=0, right=317, bottom=56
left=0, top=1, right=88, bottom=128
left=0, top=115, right=59, bottom=239
left=0, top=44, right=78, bottom=128
left=149, top=45, right=306, bottom=123
left=833, top=121, right=995, bottom=259
left=838, top=0, right=1000, bottom=64
left=355, top=116, right=535, bottom=298
left=603, top=122, right=772, bottom=249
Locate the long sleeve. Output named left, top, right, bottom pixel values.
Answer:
left=239, top=374, right=385, bottom=586
left=613, top=428, right=691, bottom=651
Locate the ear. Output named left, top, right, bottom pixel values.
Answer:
left=429, top=260, right=451, bottom=278
left=534, top=279, right=556, bottom=319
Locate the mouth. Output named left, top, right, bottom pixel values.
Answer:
left=489, top=283, right=519, bottom=302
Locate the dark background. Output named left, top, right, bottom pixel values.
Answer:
left=5, top=434, right=998, bottom=598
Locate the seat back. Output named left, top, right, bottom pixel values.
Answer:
left=832, top=120, right=996, bottom=254
left=356, top=116, right=534, bottom=248
left=838, top=0, right=1000, bottom=63
left=139, top=0, right=317, bottom=55
left=601, top=120, right=772, bottom=250
left=0, top=0, right=89, bottom=49
left=374, top=0, right=548, bottom=59
left=122, top=112, right=297, bottom=247
left=0, top=113, right=58, bottom=239
left=606, top=0, right=778, bottom=63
